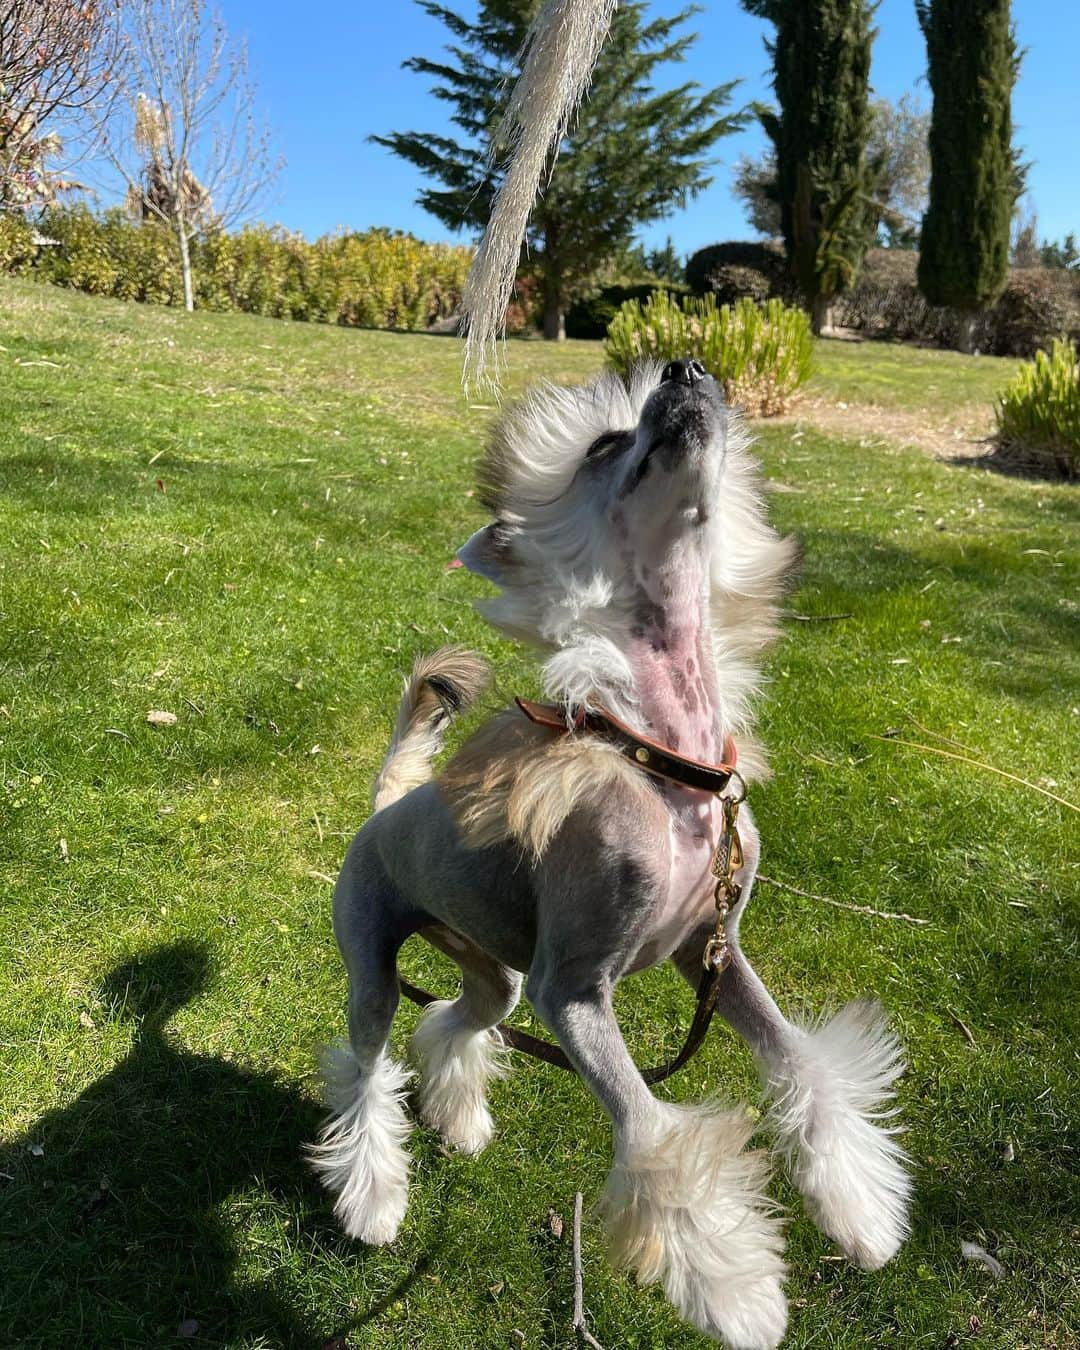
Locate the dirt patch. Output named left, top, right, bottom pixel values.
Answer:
left=773, top=394, right=996, bottom=461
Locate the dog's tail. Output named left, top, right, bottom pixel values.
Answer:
left=372, top=647, right=489, bottom=813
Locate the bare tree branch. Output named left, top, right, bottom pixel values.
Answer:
left=0, top=0, right=122, bottom=208
left=572, top=1192, right=606, bottom=1350
left=94, top=0, right=282, bottom=310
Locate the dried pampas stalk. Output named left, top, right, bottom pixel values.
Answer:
left=462, top=0, right=616, bottom=390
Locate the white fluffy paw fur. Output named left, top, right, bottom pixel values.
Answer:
left=307, top=1046, right=413, bottom=1245
left=601, top=1103, right=787, bottom=1349
left=410, top=998, right=509, bottom=1155
left=765, top=999, right=912, bottom=1270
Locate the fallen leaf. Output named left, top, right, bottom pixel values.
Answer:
left=546, top=1207, right=564, bottom=1240
left=58, top=837, right=69, bottom=861
left=146, top=709, right=177, bottom=726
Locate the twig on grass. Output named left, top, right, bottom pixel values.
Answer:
left=786, top=612, right=853, bottom=623
left=756, top=875, right=932, bottom=926
left=873, top=736, right=1078, bottom=814
left=905, top=716, right=976, bottom=754
left=946, top=1008, right=977, bottom=1047
left=572, top=1192, right=605, bottom=1350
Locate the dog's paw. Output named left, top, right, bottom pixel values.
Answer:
left=765, top=1000, right=912, bottom=1269
left=307, top=1047, right=413, bottom=1245
left=410, top=999, right=509, bottom=1154
left=602, top=1103, right=787, bottom=1348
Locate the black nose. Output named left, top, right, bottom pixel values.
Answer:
left=660, top=358, right=707, bottom=387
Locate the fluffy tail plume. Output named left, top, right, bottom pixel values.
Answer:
left=372, top=647, right=489, bottom=813
left=462, top=0, right=616, bottom=387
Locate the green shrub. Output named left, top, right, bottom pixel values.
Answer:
left=565, top=281, right=690, bottom=340
left=0, top=212, right=37, bottom=273
left=994, top=339, right=1080, bottom=478
left=34, top=204, right=122, bottom=295
left=685, top=240, right=788, bottom=297
left=604, top=291, right=813, bottom=416
left=705, top=263, right=773, bottom=308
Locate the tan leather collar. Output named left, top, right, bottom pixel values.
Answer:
left=515, top=697, right=739, bottom=795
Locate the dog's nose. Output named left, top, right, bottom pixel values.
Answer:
left=660, top=358, right=707, bottom=387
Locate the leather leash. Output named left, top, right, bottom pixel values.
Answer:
left=399, top=700, right=747, bottom=1085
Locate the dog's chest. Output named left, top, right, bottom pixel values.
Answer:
left=629, top=789, right=725, bottom=969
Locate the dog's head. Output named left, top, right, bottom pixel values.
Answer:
left=457, top=361, right=794, bottom=717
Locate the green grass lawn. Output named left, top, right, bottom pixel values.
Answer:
left=806, top=338, right=1023, bottom=418
left=1, top=277, right=1077, bottom=1349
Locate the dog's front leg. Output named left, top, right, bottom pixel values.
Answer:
left=671, top=825, right=912, bottom=1272
left=527, top=959, right=787, bottom=1350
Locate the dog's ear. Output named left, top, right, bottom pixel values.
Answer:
left=455, top=524, right=521, bottom=586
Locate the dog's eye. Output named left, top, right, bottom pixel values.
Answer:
left=586, top=430, right=629, bottom=460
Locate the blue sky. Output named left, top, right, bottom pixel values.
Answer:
left=213, top=0, right=1076, bottom=256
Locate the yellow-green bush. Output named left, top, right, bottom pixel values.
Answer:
left=604, top=291, right=813, bottom=416
left=0, top=212, right=37, bottom=273
left=995, top=338, right=1080, bottom=478
left=5, top=207, right=472, bottom=332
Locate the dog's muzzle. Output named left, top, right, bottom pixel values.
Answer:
left=639, top=362, right=725, bottom=471
left=661, top=357, right=708, bottom=388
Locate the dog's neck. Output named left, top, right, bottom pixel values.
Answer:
left=620, top=542, right=722, bottom=763
left=542, top=538, right=725, bottom=765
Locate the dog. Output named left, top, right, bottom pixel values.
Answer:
left=309, top=359, right=912, bottom=1348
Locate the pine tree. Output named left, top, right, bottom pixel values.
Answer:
left=741, top=0, right=878, bottom=334
left=373, top=0, right=742, bottom=340
left=916, top=0, right=1022, bottom=352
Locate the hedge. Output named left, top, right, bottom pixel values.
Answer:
left=0, top=206, right=473, bottom=331
left=686, top=238, right=1080, bottom=358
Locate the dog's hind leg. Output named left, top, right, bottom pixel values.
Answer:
left=527, top=965, right=787, bottom=1350
left=672, top=900, right=912, bottom=1272
left=308, top=855, right=416, bottom=1245
left=409, top=926, right=522, bottom=1154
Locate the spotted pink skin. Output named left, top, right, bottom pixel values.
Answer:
left=620, top=537, right=750, bottom=969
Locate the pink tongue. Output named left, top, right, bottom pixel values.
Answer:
left=445, top=557, right=464, bottom=571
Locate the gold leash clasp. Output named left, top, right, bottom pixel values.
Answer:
left=703, top=772, right=746, bottom=973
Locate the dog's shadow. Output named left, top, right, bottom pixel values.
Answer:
left=1, top=941, right=340, bottom=1348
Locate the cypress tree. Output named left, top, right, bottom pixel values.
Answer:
left=373, top=0, right=742, bottom=340
left=741, top=0, right=878, bottom=334
left=916, top=0, right=1021, bottom=352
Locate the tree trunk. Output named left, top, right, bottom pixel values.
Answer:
left=542, top=284, right=566, bottom=341
left=177, top=220, right=194, bottom=313
left=955, top=311, right=980, bottom=355
left=810, top=293, right=834, bottom=337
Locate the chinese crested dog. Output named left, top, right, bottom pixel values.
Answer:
left=310, top=360, right=912, bottom=1348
